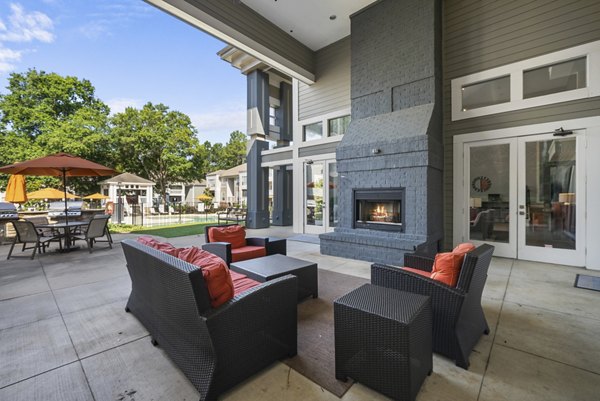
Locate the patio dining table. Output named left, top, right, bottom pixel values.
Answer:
left=36, top=221, right=89, bottom=252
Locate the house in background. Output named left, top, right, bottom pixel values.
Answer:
left=146, top=0, right=600, bottom=270
left=167, top=180, right=207, bottom=204
left=206, top=163, right=273, bottom=209
left=99, top=172, right=155, bottom=209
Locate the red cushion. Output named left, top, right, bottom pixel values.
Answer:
left=137, top=236, right=179, bottom=256
left=177, top=246, right=234, bottom=308
left=452, top=242, right=476, bottom=255
left=208, top=225, right=246, bottom=249
left=430, top=252, right=464, bottom=287
left=401, top=267, right=432, bottom=278
left=231, top=245, right=267, bottom=262
left=230, top=270, right=261, bottom=295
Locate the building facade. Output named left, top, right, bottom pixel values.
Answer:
left=146, top=0, right=600, bottom=270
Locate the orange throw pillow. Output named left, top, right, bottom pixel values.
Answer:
left=430, top=252, right=464, bottom=287
left=178, top=246, right=234, bottom=308
left=208, top=225, right=246, bottom=249
left=452, top=242, right=476, bottom=255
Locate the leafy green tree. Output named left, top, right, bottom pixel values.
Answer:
left=111, top=102, right=205, bottom=203
left=0, top=69, right=112, bottom=195
left=204, top=131, right=247, bottom=172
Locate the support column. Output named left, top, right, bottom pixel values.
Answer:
left=271, top=165, right=293, bottom=226
left=246, top=139, right=270, bottom=228
left=276, top=81, right=292, bottom=146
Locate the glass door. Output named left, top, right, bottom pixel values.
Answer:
left=517, top=133, right=585, bottom=265
left=465, top=139, right=517, bottom=258
left=304, top=161, right=338, bottom=234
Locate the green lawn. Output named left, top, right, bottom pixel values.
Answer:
left=129, top=222, right=215, bottom=238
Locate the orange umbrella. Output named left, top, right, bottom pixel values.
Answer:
left=84, top=193, right=110, bottom=200
left=27, top=188, right=79, bottom=200
left=5, top=174, right=27, bottom=203
left=0, top=153, right=116, bottom=226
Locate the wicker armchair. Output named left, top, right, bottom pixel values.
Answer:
left=121, top=239, right=297, bottom=401
left=371, top=243, right=494, bottom=369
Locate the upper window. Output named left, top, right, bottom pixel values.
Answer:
left=303, top=121, right=323, bottom=142
left=452, top=41, right=599, bottom=121
left=523, top=57, right=586, bottom=99
left=328, top=115, right=351, bottom=137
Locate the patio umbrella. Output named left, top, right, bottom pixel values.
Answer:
left=27, top=188, right=79, bottom=200
left=197, top=194, right=212, bottom=201
left=84, top=193, right=110, bottom=200
left=0, top=153, right=117, bottom=227
left=5, top=174, right=28, bottom=203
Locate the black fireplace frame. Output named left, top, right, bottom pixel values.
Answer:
left=353, top=188, right=405, bottom=232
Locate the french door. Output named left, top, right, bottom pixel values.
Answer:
left=463, top=132, right=585, bottom=265
left=304, top=161, right=338, bottom=234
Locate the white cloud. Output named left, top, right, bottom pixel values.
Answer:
left=189, top=108, right=246, bottom=144
left=0, top=3, right=54, bottom=75
left=0, top=4, right=54, bottom=43
left=106, top=98, right=143, bottom=114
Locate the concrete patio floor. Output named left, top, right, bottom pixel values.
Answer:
left=1, top=226, right=600, bottom=401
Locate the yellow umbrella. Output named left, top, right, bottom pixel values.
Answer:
left=84, top=193, right=110, bottom=200
left=27, top=188, right=79, bottom=200
left=5, top=174, right=28, bottom=203
left=197, top=194, right=212, bottom=201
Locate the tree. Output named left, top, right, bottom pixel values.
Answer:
left=204, top=131, right=247, bottom=172
left=0, top=69, right=112, bottom=195
left=111, top=102, right=205, bottom=203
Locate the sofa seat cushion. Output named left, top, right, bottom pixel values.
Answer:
left=231, top=245, right=267, bottom=262
left=230, top=270, right=261, bottom=296
left=208, top=225, right=246, bottom=249
left=401, top=267, right=432, bottom=278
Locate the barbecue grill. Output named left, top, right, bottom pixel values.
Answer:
left=0, top=202, right=19, bottom=220
left=48, top=201, right=83, bottom=218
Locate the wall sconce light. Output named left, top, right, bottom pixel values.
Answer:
left=305, top=159, right=314, bottom=165
left=372, top=148, right=381, bottom=155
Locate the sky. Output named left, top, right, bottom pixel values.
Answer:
left=0, top=0, right=247, bottom=144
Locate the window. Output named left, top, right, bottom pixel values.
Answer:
left=328, top=115, right=350, bottom=137
left=451, top=40, right=599, bottom=121
left=303, top=121, right=323, bottom=142
left=523, top=57, right=586, bottom=99
left=269, top=106, right=278, bottom=127
left=461, top=76, right=510, bottom=111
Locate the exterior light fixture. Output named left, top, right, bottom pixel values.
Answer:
left=330, top=15, right=337, bottom=20
left=372, top=148, right=381, bottom=155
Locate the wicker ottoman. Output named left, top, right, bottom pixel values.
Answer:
left=334, top=284, right=432, bottom=401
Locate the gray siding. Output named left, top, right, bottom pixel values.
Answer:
left=298, top=37, right=351, bottom=120
left=443, top=0, right=600, bottom=248
left=173, top=0, right=315, bottom=74
left=298, top=142, right=340, bottom=158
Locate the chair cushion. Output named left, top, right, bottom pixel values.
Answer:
left=452, top=242, right=476, bottom=255
left=137, top=236, right=180, bottom=257
left=178, top=246, right=234, bottom=308
left=401, top=267, right=432, bottom=278
left=208, top=225, right=246, bottom=249
left=430, top=252, right=464, bottom=287
left=231, top=245, right=267, bottom=262
left=230, top=270, right=261, bottom=295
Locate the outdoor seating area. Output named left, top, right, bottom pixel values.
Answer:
left=1, top=226, right=600, bottom=401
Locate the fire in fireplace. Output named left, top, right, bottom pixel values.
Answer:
left=354, top=188, right=405, bottom=232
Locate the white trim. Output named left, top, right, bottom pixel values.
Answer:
left=145, top=0, right=315, bottom=84
left=453, top=116, right=600, bottom=269
left=299, top=108, right=351, bottom=144
left=452, top=40, right=600, bottom=121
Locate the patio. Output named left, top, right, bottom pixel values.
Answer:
left=1, top=227, right=599, bottom=400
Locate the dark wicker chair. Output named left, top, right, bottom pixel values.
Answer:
left=202, top=224, right=286, bottom=265
left=371, top=243, right=495, bottom=369
left=121, top=239, right=298, bottom=401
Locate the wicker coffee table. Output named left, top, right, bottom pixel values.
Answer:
left=230, top=254, right=318, bottom=301
left=334, top=284, right=432, bottom=401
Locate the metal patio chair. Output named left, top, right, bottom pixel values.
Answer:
left=7, top=220, right=61, bottom=259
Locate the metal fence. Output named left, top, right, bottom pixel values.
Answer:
left=111, top=201, right=219, bottom=227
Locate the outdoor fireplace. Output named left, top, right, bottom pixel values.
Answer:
left=354, top=189, right=404, bottom=232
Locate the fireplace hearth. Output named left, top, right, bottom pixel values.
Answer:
left=354, top=189, right=404, bottom=232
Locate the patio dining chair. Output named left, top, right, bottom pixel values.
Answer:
left=71, top=215, right=112, bottom=253
left=7, top=220, right=62, bottom=259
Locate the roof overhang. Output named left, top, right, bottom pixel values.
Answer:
left=144, top=0, right=316, bottom=84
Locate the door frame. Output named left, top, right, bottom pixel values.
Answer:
left=454, top=116, right=600, bottom=267
left=303, top=160, right=337, bottom=234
